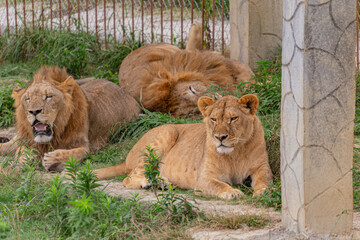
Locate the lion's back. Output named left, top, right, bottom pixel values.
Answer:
left=119, top=43, right=181, bottom=99
left=81, top=79, right=141, bottom=151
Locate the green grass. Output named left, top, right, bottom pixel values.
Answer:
left=0, top=27, right=141, bottom=80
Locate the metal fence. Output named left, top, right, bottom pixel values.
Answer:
left=0, top=0, right=230, bottom=51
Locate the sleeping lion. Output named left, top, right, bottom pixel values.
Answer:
left=94, top=94, right=273, bottom=199
left=118, top=22, right=254, bottom=118
left=0, top=66, right=141, bottom=171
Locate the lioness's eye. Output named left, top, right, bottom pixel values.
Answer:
left=210, top=118, right=216, bottom=122
left=25, top=98, right=30, bottom=103
left=45, top=95, right=53, bottom=100
left=230, top=117, right=238, bottom=122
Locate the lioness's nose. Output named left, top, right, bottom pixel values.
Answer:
left=215, top=135, right=228, bottom=141
left=29, top=109, right=42, bottom=116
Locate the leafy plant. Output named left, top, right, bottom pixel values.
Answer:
left=143, top=146, right=199, bottom=223
left=0, top=87, right=15, bottom=128
left=255, top=180, right=282, bottom=211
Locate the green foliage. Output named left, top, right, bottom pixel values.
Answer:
left=143, top=146, right=199, bottom=223
left=206, top=214, right=270, bottom=229
left=249, top=56, right=282, bottom=115
left=0, top=27, right=141, bottom=78
left=255, top=181, right=282, bottom=211
left=354, top=147, right=360, bottom=211
left=0, top=87, right=15, bottom=128
left=111, top=108, right=200, bottom=142
left=143, top=145, right=163, bottom=188
left=355, top=73, right=360, bottom=136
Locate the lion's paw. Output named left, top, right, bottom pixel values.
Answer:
left=123, top=176, right=150, bottom=189
left=218, top=188, right=244, bottom=200
left=253, top=187, right=267, bottom=197
left=43, top=150, right=66, bottom=172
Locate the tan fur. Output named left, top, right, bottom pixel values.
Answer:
left=0, top=66, right=141, bottom=171
left=186, top=22, right=203, bottom=51
left=94, top=95, right=272, bottom=199
left=118, top=24, right=253, bottom=118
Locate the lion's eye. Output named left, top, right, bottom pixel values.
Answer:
left=25, top=98, right=30, bottom=103
left=210, top=118, right=216, bottom=122
left=230, top=117, right=238, bottom=122
left=45, top=95, right=53, bottom=100
left=189, top=86, right=196, bottom=94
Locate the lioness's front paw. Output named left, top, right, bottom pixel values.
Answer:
left=123, top=176, right=150, bottom=189
left=253, top=187, right=267, bottom=197
left=43, top=150, right=66, bottom=172
left=218, top=188, right=244, bottom=200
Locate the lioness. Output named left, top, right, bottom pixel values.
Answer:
left=94, top=94, right=272, bottom=199
left=0, top=66, right=141, bottom=171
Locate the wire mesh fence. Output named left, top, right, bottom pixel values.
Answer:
left=0, top=0, right=230, bottom=51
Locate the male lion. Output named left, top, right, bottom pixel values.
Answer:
left=94, top=94, right=272, bottom=199
left=118, top=23, right=253, bottom=118
left=0, top=66, right=141, bottom=171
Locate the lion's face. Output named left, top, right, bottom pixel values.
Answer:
left=198, top=95, right=259, bottom=154
left=171, top=81, right=208, bottom=118
left=16, top=80, right=72, bottom=143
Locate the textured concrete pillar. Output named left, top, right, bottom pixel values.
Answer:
left=281, top=0, right=356, bottom=235
left=229, top=0, right=282, bottom=69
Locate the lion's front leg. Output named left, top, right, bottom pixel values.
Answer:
left=0, top=136, right=19, bottom=156
left=43, top=147, right=88, bottom=172
left=197, top=177, right=244, bottom=200
left=251, top=162, right=273, bottom=196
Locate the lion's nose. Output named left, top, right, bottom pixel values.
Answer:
left=215, top=135, right=228, bottom=141
left=29, top=109, right=42, bottom=116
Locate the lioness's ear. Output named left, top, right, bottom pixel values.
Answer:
left=11, top=86, right=25, bottom=99
left=11, top=87, right=25, bottom=107
left=59, top=76, right=76, bottom=94
left=198, top=96, right=215, bottom=117
left=238, top=94, right=259, bottom=115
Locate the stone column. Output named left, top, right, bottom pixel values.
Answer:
left=229, top=0, right=282, bottom=69
left=281, top=0, right=356, bottom=235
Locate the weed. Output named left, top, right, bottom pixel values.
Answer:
left=0, top=87, right=15, bottom=128
left=205, top=214, right=270, bottom=229
left=143, top=145, right=163, bottom=188
left=355, top=73, right=360, bottom=136
left=354, top=146, right=360, bottom=211
left=143, top=146, right=199, bottom=223
left=255, top=180, right=282, bottom=211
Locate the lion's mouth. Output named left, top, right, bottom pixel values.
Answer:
left=32, top=120, right=53, bottom=137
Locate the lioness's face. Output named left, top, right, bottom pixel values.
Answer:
left=20, top=83, right=65, bottom=143
left=199, top=95, right=259, bottom=154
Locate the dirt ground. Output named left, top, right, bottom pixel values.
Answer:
left=1, top=126, right=360, bottom=239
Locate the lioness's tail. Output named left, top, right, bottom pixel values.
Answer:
left=186, top=22, right=202, bottom=51
left=93, top=161, right=127, bottom=180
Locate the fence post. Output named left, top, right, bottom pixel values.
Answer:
left=281, top=0, right=356, bottom=235
left=229, top=0, right=282, bottom=68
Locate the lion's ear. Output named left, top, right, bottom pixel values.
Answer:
left=59, top=76, right=76, bottom=94
left=238, top=94, right=259, bottom=115
left=198, top=96, right=215, bottom=117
